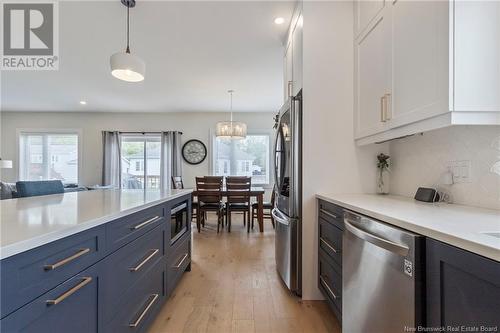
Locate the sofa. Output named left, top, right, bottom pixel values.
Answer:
left=0, top=181, right=88, bottom=200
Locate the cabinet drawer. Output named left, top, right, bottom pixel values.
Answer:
left=0, top=227, right=105, bottom=318
left=101, top=224, right=166, bottom=323
left=319, top=218, right=343, bottom=266
left=318, top=200, right=344, bottom=230
left=318, top=252, right=342, bottom=321
left=167, top=235, right=191, bottom=296
left=106, top=204, right=166, bottom=252
left=104, top=264, right=165, bottom=333
left=0, top=265, right=99, bottom=333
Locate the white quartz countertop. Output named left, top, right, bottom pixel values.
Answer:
left=0, top=189, right=192, bottom=260
left=316, top=193, right=500, bottom=262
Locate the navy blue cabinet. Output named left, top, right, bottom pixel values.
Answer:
left=0, top=265, right=100, bottom=333
left=317, top=199, right=344, bottom=324
left=104, top=263, right=166, bottom=333
left=105, top=204, right=166, bottom=253
left=0, top=194, right=192, bottom=333
left=167, top=234, right=191, bottom=297
left=0, top=226, right=105, bottom=319
left=426, top=239, right=500, bottom=328
left=100, top=223, right=166, bottom=323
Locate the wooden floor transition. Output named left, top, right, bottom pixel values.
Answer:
left=148, top=215, right=341, bottom=333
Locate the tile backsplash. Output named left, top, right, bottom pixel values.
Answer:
left=389, top=125, right=500, bottom=210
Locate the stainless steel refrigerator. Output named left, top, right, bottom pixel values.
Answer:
left=272, top=90, right=302, bottom=295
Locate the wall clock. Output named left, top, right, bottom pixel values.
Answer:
left=182, top=139, right=207, bottom=165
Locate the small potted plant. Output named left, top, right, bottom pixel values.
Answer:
left=376, top=153, right=390, bottom=194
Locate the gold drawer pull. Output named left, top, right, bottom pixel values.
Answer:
left=320, top=275, right=339, bottom=300
left=173, top=253, right=188, bottom=268
left=320, top=209, right=339, bottom=219
left=320, top=237, right=339, bottom=254
left=44, top=248, right=91, bottom=271
left=131, top=216, right=161, bottom=230
left=129, top=249, right=160, bottom=272
left=129, top=294, right=159, bottom=328
left=46, top=277, right=92, bottom=305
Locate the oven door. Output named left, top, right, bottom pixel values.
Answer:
left=170, top=201, right=188, bottom=244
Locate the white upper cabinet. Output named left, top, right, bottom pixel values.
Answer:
left=355, top=9, right=391, bottom=137
left=355, top=0, right=385, bottom=38
left=454, top=1, right=500, bottom=112
left=354, top=0, right=500, bottom=145
left=390, top=0, right=449, bottom=128
left=291, top=15, right=303, bottom=97
left=284, top=41, right=293, bottom=101
left=283, top=5, right=302, bottom=101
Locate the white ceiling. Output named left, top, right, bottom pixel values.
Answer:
left=1, top=1, right=294, bottom=113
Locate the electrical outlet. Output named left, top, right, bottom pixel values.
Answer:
left=447, top=160, right=472, bottom=183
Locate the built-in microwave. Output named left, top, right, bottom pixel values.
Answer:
left=170, top=201, right=188, bottom=244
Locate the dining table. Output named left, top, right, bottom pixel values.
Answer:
left=191, top=186, right=266, bottom=232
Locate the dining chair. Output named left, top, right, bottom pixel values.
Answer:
left=171, top=176, right=184, bottom=189
left=172, top=176, right=197, bottom=221
left=252, top=189, right=275, bottom=229
left=195, top=176, right=224, bottom=233
left=225, top=176, right=252, bottom=232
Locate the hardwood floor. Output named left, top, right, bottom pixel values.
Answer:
left=148, top=215, right=341, bottom=333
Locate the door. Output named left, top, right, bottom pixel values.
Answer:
left=355, top=7, right=391, bottom=139
left=354, top=0, right=385, bottom=38
left=272, top=208, right=298, bottom=292
left=426, top=239, right=500, bottom=327
left=274, top=103, right=291, bottom=217
left=390, top=0, right=449, bottom=127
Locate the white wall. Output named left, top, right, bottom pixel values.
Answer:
left=0, top=111, right=275, bottom=192
left=301, top=1, right=388, bottom=300
left=389, top=125, right=500, bottom=210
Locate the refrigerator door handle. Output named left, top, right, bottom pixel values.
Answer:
left=273, top=129, right=280, bottom=191
left=344, top=220, right=409, bottom=256
left=272, top=208, right=291, bottom=226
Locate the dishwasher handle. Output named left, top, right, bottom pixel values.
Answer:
left=344, top=219, right=409, bottom=257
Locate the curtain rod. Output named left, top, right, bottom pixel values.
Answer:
left=116, top=131, right=183, bottom=135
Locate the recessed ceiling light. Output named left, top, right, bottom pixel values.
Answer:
left=274, top=17, right=285, bottom=25
left=79, top=101, right=87, bottom=105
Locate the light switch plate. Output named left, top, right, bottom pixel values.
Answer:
left=447, top=160, right=471, bottom=183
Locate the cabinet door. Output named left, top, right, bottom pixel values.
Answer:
left=426, top=239, right=500, bottom=327
left=355, top=9, right=391, bottom=138
left=284, top=41, right=293, bottom=101
left=454, top=1, right=500, bottom=112
left=291, top=14, right=303, bottom=96
left=354, top=0, right=385, bottom=38
left=390, top=0, right=449, bottom=127
left=0, top=266, right=99, bottom=333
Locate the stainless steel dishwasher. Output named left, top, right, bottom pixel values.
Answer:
left=343, top=210, right=424, bottom=333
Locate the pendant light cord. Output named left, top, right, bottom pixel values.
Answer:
left=126, top=6, right=130, bottom=53
left=229, top=90, right=233, bottom=122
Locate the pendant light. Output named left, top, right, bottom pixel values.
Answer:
left=110, top=0, right=145, bottom=82
left=216, top=90, right=247, bottom=139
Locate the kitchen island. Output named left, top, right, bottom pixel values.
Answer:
left=0, top=189, right=192, bottom=333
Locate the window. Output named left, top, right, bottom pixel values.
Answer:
left=121, top=135, right=161, bottom=189
left=213, top=134, right=271, bottom=185
left=19, top=132, right=79, bottom=184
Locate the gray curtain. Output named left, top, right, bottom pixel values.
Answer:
left=102, top=131, right=122, bottom=188
left=160, top=131, right=182, bottom=190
